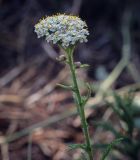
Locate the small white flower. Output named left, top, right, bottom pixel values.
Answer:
left=34, top=14, right=89, bottom=48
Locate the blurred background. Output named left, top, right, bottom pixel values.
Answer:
left=0, top=0, right=140, bottom=160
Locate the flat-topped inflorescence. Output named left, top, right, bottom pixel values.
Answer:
left=34, top=14, right=89, bottom=48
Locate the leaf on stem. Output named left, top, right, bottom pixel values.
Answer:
left=81, top=83, right=92, bottom=107
left=56, top=83, right=74, bottom=90
left=101, top=138, right=123, bottom=160
left=80, top=64, right=90, bottom=69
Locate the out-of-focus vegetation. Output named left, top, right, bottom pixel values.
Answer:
left=94, top=91, right=140, bottom=159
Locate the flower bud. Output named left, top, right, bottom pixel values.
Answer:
left=74, top=62, right=81, bottom=69
left=56, top=55, right=66, bottom=62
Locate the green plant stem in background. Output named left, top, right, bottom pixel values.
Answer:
left=66, top=47, right=93, bottom=160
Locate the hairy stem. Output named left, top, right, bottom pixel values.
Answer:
left=66, top=48, right=93, bottom=160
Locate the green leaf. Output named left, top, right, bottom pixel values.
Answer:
left=81, top=83, right=92, bottom=107
left=80, top=64, right=90, bottom=69
left=101, top=138, right=123, bottom=160
left=56, top=83, right=74, bottom=90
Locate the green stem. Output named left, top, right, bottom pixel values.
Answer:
left=66, top=48, right=93, bottom=160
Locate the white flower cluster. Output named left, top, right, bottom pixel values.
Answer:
left=34, top=14, right=89, bottom=48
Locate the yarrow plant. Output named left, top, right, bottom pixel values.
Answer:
left=35, top=14, right=93, bottom=160
left=35, top=14, right=123, bottom=160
